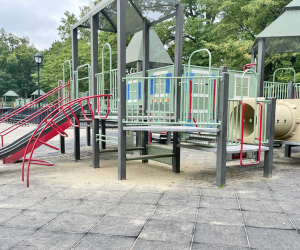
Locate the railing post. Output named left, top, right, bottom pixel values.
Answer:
left=172, top=3, right=183, bottom=173
left=285, top=81, right=294, bottom=157
left=216, top=66, right=229, bottom=186
left=85, top=91, right=91, bottom=146
left=58, top=80, right=65, bottom=154
left=264, top=98, right=276, bottom=177
left=141, top=21, right=150, bottom=163
left=117, top=0, right=127, bottom=180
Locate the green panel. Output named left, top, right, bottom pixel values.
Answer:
left=146, top=145, right=172, bottom=165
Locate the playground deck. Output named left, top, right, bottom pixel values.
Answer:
left=1, top=125, right=300, bottom=249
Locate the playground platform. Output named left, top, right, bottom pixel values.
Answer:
left=1, top=125, right=300, bottom=249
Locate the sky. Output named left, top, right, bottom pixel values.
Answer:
left=0, top=0, right=89, bottom=50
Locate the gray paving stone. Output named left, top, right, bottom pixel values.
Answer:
left=0, top=196, right=44, bottom=209
left=164, top=186, right=200, bottom=196
left=0, top=226, right=36, bottom=250
left=109, top=203, right=156, bottom=220
left=0, top=184, right=25, bottom=196
left=197, top=208, right=243, bottom=226
left=49, top=188, right=96, bottom=200
left=239, top=199, right=283, bottom=213
left=193, top=223, right=248, bottom=248
left=91, top=215, right=146, bottom=237
left=242, top=211, right=294, bottom=229
left=2, top=210, right=60, bottom=229
left=132, top=186, right=164, bottom=193
left=14, top=186, right=62, bottom=198
left=272, top=189, right=300, bottom=201
left=68, top=200, right=118, bottom=216
left=139, top=219, right=194, bottom=244
left=121, top=192, right=162, bottom=205
left=98, top=183, right=135, bottom=192
left=160, top=193, right=200, bottom=207
left=201, top=188, right=236, bottom=198
left=236, top=189, right=274, bottom=200
left=86, top=190, right=128, bottom=202
left=133, top=239, right=190, bottom=250
left=199, top=197, right=239, bottom=210
left=288, top=214, right=300, bottom=230
left=0, top=208, right=23, bottom=223
left=26, top=198, right=81, bottom=213
left=14, top=232, right=84, bottom=250
left=277, top=200, right=300, bottom=215
left=247, top=227, right=300, bottom=249
left=40, top=212, right=101, bottom=233
left=192, top=242, right=249, bottom=250
left=151, top=205, right=197, bottom=223
left=74, top=233, right=135, bottom=250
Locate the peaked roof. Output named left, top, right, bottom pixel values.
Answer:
left=31, top=89, right=45, bottom=96
left=3, top=90, right=19, bottom=97
left=250, top=0, right=300, bottom=53
left=126, top=28, right=173, bottom=65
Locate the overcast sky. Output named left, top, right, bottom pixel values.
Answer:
left=0, top=0, right=89, bottom=50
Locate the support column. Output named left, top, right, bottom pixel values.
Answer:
left=167, top=132, right=171, bottom=145
left=257, top=38, right=266, bottom=97
left=101, top=120, right=106, bottom=150
left=264, top=98, right=276, bottom=178
left=250, top=50, right=257, bottom=64
left=72, top=28, right=80, bottom=161
left=142, top=21, right=150, bottom=163
left=172, top=3, right=183, bottom=173
left=58, top=80, right=65, bottom=154
left=137, top=61, right=142, bottom=72
left=216, top=66, right=229, bottom=187
left=285, top=81, right=294, bottom=157
left=117, top=0, right=127, bottom=180
left=86, top=125, right=91, bottom=146
left=91, top=14, right=99, bottom=168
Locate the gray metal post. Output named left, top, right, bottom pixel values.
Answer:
left=101, top=120, right=106, bottom=149
left=172, top=3, right=183, bottom=173
left=142, top=21, right=150, bottom=163
left=137, top=61, right=142, bottom=72
left=251, top=50, right=257, bottom=64
left=257, top=38, right=266, bottom=97
left=264, top=98, right=276, bottom=178
left=285, top=81, right=294, bottom=157
left=216, top=66, right=229, bottom=186
left=91, top=14, right=99, bottom=168
left=167, top=132, right=171, bottom=145
left=72, top=27, right=80, bottom=161
left=86, top=125, right=91, bottom=146
left=117, top=0, right=127, bottom=180
left=58, top=80, right=65, bottom=154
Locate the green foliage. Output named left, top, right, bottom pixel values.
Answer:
left=1, top=0, right=299, bottom=99
left=0, top=28, right=37, bottom=98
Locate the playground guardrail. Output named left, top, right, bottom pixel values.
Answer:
left=263, top=81, right=290, bottom=99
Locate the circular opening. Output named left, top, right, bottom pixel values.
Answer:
left=230, top=104, right=255, bottom=137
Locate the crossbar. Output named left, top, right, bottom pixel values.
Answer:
left=126, top=153, right=175, bottom=161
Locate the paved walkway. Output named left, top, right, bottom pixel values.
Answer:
left=0, top=129, right=300, bottom=249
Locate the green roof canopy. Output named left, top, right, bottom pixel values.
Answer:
left=126, top=28, right=173, bottom=65
left=31, top=90, right=45, bottom=96
left=3, top=90, right=19, bottom=97
left=72, top=0, right=178, bottom=37
left=250, top=0, right=300, bottom=54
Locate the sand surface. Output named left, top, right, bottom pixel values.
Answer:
left=1, top=123, right=299, bottom=190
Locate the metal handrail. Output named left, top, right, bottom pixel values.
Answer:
left=187, top=49, right=212, bottom=76
left=22, top=94, right=112, bottom=187
left=273, top=68, right=296, bottom=83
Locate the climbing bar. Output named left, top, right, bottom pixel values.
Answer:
left=126, top=153, right=175, bottom=161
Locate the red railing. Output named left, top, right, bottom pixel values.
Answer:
left=0, top=80, right=71, bottom=163
left=238, top=101, right=263, bottom=166
left=22, top=94, right=112, bottom=187
left=243, top=63, right=256, bottom=71
left=0, top=81, right=70, bottom=125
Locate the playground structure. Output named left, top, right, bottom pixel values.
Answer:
left=7, top=0, right=300, bottom=187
